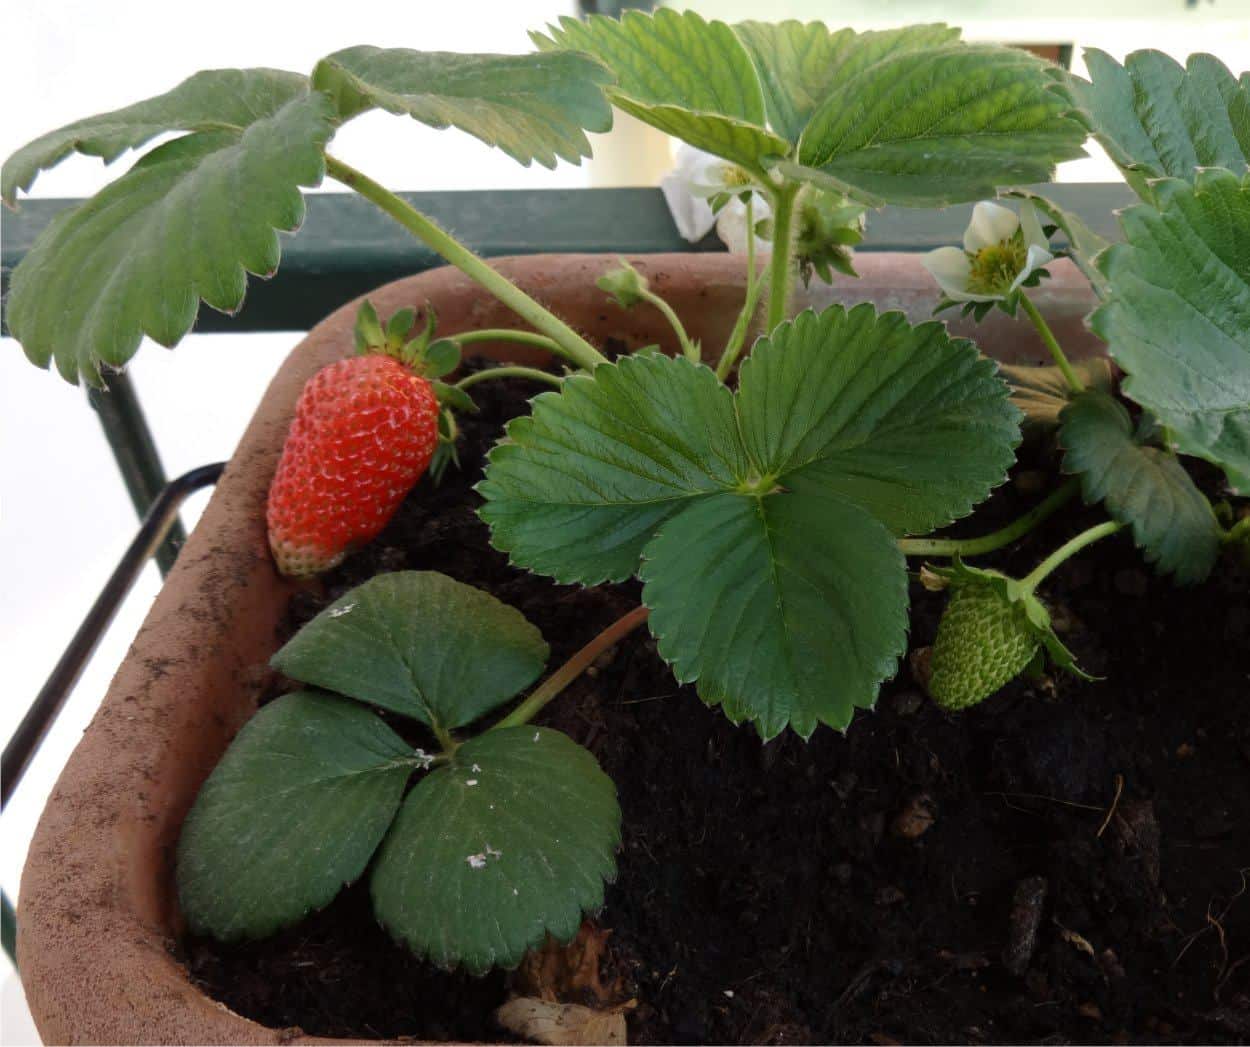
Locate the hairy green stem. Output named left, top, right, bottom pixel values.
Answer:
left=1019, top=294, right=1083, bottom=394
left=1022, top=520, right=1124, bottom=591
left=455, top=365, right=563, bottom=391
left=432, top=723, right=459, bottom=755
left=898, top=479, right=1081, bottom=558
left=640, top=288, right=699, bottom=362
left=765, top=184, right=800, bottom=333
left=717, top=196, right=766, bottom=381
left=325, top=155, right=607, bottom=371
left=451, top=327, right=567, bottom=356
left=492, top=605, right=651, bottom=731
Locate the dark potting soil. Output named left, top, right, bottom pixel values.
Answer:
left=183, top=362, right=1250, bottom=1045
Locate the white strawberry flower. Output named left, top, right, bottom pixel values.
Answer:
left=921, top=201, right=1053, bottom=302
left=660, top=145, right=772, bottom=254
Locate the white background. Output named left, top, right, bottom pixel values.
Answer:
left=3, top=2, right=1249, bottom=1043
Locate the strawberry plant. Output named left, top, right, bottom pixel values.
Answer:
left=4, top=10, right=1247, bottom=975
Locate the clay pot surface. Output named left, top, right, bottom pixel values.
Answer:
left=16, top=254, right=1102, bottom=1045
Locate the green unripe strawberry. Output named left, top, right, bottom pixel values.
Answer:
left=928, top=579, right=1040, bottom=710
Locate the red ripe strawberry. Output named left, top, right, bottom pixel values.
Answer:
left=267, top=303, right=444, bottom=578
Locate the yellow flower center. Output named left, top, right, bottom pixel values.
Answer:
left=720, top=164, right=753, bottom=189
left=967, top=232, right=1027, bottom=296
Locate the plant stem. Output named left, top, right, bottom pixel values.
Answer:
left=451, top=328, right=566, bottom=356
left=898, top=479, right=1081, bottom=558
left=1019, top=294, right=1084, bottom=394
left=1022, top=520, right=1124, bottom=591
left=324, top=154, right=608, bottom=372
left=492, top=605, right=651, bottom=732
left=640, top=288, right=699, bottom=362
left=455, top=365, right=564, bottom=391
left=432, top=723, right=459, bottom=755
left=765, top=184, right=800, bottom=333
left=717, top=196, right=766, bottom=381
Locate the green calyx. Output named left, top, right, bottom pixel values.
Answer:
left=926, top=558, right=1089, bottom=711
left=353, top=299, right=460, bottom=378
left=794, top=189, right=866, bottom=284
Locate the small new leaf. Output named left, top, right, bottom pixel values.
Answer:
left=1091, top=168, right=1250, bottom=493
left=176, top=692, right=419, bottom=941
left=1060, top=390, right=1221, bottom=584
left=371, top=727, right=620, bottom=974
left=1057, top=49, right=1250, bottom=198
left=271, top=572, right=549, bottom=731
left=6, top=90, right=334, bottom=384
left=312, top=46, right=614, bottom=168
left=597, top=258, right=649, bottom=307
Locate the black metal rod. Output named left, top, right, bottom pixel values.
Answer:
left=2, top=890, right=15, bottom=966
left=1, top=463, right=224, bottom=811
left=87, top=372, right=185, bottom=575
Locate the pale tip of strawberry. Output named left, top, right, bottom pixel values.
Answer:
left=269, top=536, right=345, bottom=579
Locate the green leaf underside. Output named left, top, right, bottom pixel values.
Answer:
left=1060, top=49, right=1250, bottom=194
left=1090, top=169, right=1250, bottom=493
left=640, top=490, right=906, bottom=739
left=6, top=91, right=333, bottom=385
left=311, top=47, right=613, bottom=169
left=1000, top=358, right=1115, bottom=434
left=371, top=727, right=620, bottom=974
left=176, top=692, right=417, bottom=941
left=1008, top=189, right=1113, bottom=298
left=1, top=68, right=310, bottom=204
left=271, top=572, right=549, bottom=732
left=1060, top=391, right=1220, bottom=584
left=532, top=9, right=787, bottom=173
left=480, top=305, right=1019, bottom=734
left=734, top=21, right=961, bottom=145
left=788, top=45, right=1087, bottom=207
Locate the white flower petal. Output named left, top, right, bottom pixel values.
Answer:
left=921, top=246, right=994, bottom=302
left=1018, top=201, right=1050, bottom=252
left=715, top=195, right=774, bottom=255
left=661, top=170, right=717, bottom=242
left=963, top=201, right=1020, bottom=253
left=1008, top=244, right=1055, bottom=293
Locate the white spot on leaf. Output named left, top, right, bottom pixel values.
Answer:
left=327, top=603, right=356, bottom=618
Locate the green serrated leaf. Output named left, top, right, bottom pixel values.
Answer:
left=641, top=489, right=906, bottom=739
left=737, top=304, right=1021, bottom=536
left=788, top=45, right=1086, bottom=207
left=1, top=68, right=310, bottom=205
left=1058, top=49, right=1250, bottom=197
left=533, top=9, right=787, bottom=174
left=6, top=91, right=333, bottom=385
left=478, top=355, right=748, bottom=585
left=1090, top=168, right=1250, bottom=493
left=312, top=46, right=613, bottom=168
left=1000, top=358, right=1115, bottom=435
left=176, top=692, right=419, bottom=941
left=371, top=727, right=620, bottom=974
left=1060, top=391, right=1220, bottom=584
left=271, top=572, right=549, bottom=731
left=480, top=305, right=1019, bottom=736
left=734, top=21, right=961, bottom=145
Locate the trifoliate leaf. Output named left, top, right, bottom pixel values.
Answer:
left=1000, top=358, right=1115, bottom=435
left=311, top=46, right=613, bottom=168
left=1, top=68, right=311, bottom=205
left=734, top=21, right=961, bottom=145
left=371, top=727, right=620, bottom=974
left=478, top=355, right=748, bottom=585
left=786, top=44, right=1086, bottom=206
left=176, top=692, right=422, bottom=941
left=736, top=304, right=1021, bottom=536
left=1060, top=391, right=1221, bottom=584
left=532, top=9, right=788, bottom=175
left=1090, top=168, right=1250, bottom=493
left=641, top=489, right=906, bottom=740
left=271, top=572, right=549, bottom=731
left=6, top=91, right=333, bottom=385
left=1058, top=49, right=1250, bottom=198
left=480, top=304, right=1019, bottom=735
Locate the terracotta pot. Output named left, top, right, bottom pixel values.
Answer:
left=16, top=253, right=1103, bottom=1045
